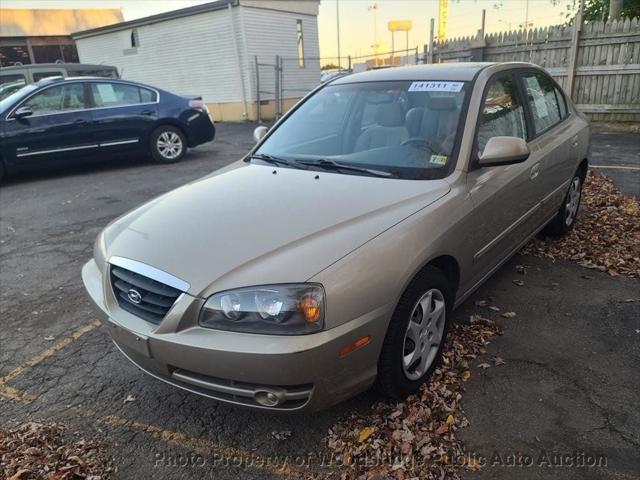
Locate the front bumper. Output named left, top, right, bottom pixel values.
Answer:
left=82, top=259, right=387, bottom=412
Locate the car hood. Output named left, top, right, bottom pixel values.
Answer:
left=102, top=162, right=450, bottom=297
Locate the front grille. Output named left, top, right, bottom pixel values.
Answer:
left=110, top=265, right=181, bottom=324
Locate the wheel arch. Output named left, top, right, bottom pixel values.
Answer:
left=149, top=120, right=190, bottom=149
left=577, top=158, right=588, bottom=181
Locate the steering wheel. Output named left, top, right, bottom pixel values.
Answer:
left=401, top=137, right=440, bottom=153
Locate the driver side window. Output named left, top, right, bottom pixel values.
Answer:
left=477, top=76, right=527, bottom=154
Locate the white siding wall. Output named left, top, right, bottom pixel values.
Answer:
left=75, top=9, right=245, bottom=104
left=75, top=3, right=321, bottom=107
left=240, top=6, right=320, bottom=101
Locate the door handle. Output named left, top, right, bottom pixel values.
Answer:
left=140, top=110, right=154, bottom=116
left=73, top=119, right=88, bottom=126
left=571, top=135, right=579, bottom=148
left=530, top=163, right=541, bottom=180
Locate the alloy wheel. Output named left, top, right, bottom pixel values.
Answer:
left=565, top=176, right=581, bottom=226
left=402, top=288, right=446, bottom=381
left=157, top=131, right=183, bottom=160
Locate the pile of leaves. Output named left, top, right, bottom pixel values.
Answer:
left=0, top=422, right=112, bottom=480
left=325, top=314, right=504, bottom=479
left=523, top=171, right=640, bottom=277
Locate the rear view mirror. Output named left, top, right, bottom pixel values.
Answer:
left=253, top=126, right=268, bottom=143
left=478, top=136, right=530, bottom=167
left=13, top=105, right=33, bottom=119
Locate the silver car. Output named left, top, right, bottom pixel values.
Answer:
left=82, top=63, right=590, bottom=412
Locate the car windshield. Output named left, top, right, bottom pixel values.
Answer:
left=254, top=80, right=469, bottom=180
left=0, top=84, right=37, bottom=112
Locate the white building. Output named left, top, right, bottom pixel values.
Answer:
left=72, top=0, right=320, bottom=121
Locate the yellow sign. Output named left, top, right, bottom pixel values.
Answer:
left=388, top=20, right=412, bottom=32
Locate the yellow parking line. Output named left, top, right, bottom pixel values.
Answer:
left=101, top=414, right=297, bottom=477
left=591, top=165, right=640, bottom=171
left=0, top=320, right=101, bottom=402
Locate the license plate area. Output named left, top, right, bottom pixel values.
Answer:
left=109, top=322, right=151, bottom=358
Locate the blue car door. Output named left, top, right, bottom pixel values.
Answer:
left=3, top=82, right=95, bottom=167
left=87, top=81, right=158, bottom=155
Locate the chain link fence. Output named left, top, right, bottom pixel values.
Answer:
left=254, top=48, right=422, bottom=121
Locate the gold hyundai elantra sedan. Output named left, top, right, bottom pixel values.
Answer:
left=82, top=62, right=590, bottom=411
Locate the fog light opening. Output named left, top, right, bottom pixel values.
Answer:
left=254, top=389, right=284, bottom=407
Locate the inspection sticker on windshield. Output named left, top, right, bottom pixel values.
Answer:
left=408, top=81, right=464, bottom=93
left=430, top=155, right=448, bottom=165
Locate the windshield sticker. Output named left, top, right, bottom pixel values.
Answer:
left=430, top=155, right=448, bottom=165
left=408, top=81, right=464, bottom=93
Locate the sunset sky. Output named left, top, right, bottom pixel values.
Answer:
left=4, top=0, right=573, bottom=60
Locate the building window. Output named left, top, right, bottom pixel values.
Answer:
left=131, top=29, right=140, bottom=48
left=32, top=45, right=64, bottom=64
left=296, top=19, right=304, bottom=68
left=0, top=46, right=31, bottom=67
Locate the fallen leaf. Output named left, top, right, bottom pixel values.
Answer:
left=44, top=335, right=55, bottom=341
left=477, top=363, right=491, bottom=369
left=488, top=306, right=500, bottom=312
left=358, top=426, right=374, bottom=443
left=462, top=370, right=471, bottom=381
left=493, top=357, right=505, bottom=366
left=271, top=430, right=291, bottom=441
left=435, top=424, right=449, bottom=435
left=474, top=300, right=488, bottom=307
left=446, top=415, right=455, bottom=425
left=512, top=279, right=525, bottom=287
left=123, top=395, right=136, bottom=403
left=501, top=311, right=516, bottom=318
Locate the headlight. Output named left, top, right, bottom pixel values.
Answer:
left=200, top=284, right=325, bottom=335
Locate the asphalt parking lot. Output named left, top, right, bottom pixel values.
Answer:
left=1, top=125, right=638, bottom=479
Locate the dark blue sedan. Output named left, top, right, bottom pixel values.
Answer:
left=0, top=76, right=215, bottom=182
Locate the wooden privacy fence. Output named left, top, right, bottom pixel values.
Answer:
left=426, top=17, right=640, bottom=122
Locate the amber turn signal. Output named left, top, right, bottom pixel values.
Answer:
left=299, top=294, right=321, bottom=323
left=339, top=336, right=371, bottom=357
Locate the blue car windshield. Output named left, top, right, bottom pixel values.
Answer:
left=254, top=80, right=469, bottom=180
left=0, top=84, right=38, bottom=113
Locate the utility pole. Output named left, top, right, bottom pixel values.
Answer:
left=336, top=0, right=341, bottom=69
left=368, top=3, right=379, bottom=65
left=480, top=9, right=486, bottom=39
left=524, top=0, right=529, bottom=33
left=609, top=0, right=623, bottom=20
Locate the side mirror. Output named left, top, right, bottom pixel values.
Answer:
left=13, top=105, right=33, bottom=119
left=478, top=136, right=530, bottom=167
left=253, top=125, right=268, bottom=143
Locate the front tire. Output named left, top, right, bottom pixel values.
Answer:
left=544, top=172, right=583, bottom=236
left=376, top=266, right=452, bottom=399
left=150, top=126, right=187, bottom=164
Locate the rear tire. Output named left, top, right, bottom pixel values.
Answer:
left=150, top=125, right=187, bottom=164
left=376, top=266, right=452, bottom=399
left=544, top=171, right=583, bottom=236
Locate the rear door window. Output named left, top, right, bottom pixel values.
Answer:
left=0, top=74, right=26, bottom=86
left=33, top=71, right=65, bottom=82
left=521, top=72, right=562, bottom=134
left=90, top=82, right=156, bottom=107
left=476, top=76, right=527, bottom=154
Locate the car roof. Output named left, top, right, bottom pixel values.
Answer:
left=332, top=62, right=539, bottom=84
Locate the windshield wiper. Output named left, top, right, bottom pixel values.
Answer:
left=298, top=158, right=395, bottom=178
left=248, top=153, right=309, bottom=170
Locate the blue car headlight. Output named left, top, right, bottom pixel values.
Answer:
left=199, top=284, right=325, bottom=335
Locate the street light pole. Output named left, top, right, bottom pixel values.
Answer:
left=336, top=0, right=341, bottom=69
